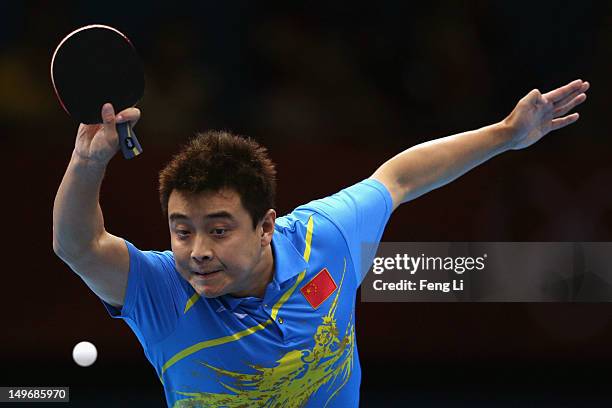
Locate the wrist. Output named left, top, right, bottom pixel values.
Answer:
left=494, top=120, right=519, bottom=152
left=71, top=149, right=110, bottom=172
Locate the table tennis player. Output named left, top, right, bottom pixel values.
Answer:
left=53, top=79, right=589, bottom=407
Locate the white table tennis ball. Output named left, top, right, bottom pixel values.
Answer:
left=72, top=341, right=98, bottom=367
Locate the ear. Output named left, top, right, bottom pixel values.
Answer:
left=258, top=209, right=276, bottom=246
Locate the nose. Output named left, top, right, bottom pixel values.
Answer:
left=191, top=235, right=214, bottom=263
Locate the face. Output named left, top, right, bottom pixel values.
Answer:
left=167, top=188, right=276, bottom=298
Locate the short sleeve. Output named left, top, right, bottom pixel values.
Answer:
left=300, top=178, right=393, bottom=284
left=101, top=239, right=184, bottom=347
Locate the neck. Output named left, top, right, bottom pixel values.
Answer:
left=232, top=244, right=274, bottom=298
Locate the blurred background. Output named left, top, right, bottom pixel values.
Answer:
left=2, top=0, right=612, bottom=406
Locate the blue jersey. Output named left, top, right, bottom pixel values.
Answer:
left=103, top=178, right=393, bottom=407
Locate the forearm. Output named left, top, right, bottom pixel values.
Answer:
left=52, top=150, right=108, bottom=257
left=383, top=121, right=515, bottom=203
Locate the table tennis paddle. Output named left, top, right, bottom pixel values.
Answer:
left=51, top=24, right=145, bottom=159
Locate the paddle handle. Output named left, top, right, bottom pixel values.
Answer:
left=117, top=122, right=143, bottom=159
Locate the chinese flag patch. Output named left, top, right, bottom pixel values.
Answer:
left=300, top=268, right=338, bottom=309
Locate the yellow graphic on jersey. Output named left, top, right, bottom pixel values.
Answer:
left=172, top=260, right=353, bottom=408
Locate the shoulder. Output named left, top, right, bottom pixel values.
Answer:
left=276, top=205, right=339, bottom=239
left=281, top=178, right=392, bottom=239
left=300, top=178, right=392, bottom=217
left=275, top=203, right=349, bottom=259
left=125, top=240, right=175, bottom=271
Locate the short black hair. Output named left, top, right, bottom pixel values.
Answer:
left=159, top=130, right=277, bottom=228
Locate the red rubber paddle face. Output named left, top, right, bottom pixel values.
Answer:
left=51, top=25, right=144, bottom=124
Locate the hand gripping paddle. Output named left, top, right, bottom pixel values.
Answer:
left=51, top=24, right=145, bottom=159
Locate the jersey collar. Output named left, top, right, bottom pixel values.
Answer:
left=217, top=228, right=308, bottom=311
left=270, top=228, right=309, bottom=284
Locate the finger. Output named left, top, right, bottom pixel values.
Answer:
left=550, top=113, right=579, bottom=132
left=554, top=93, right=587, bottom=117
left=116, top=107, right=141, bottom=127
left=542, top=79, right=584, bottom=103
left=553, top=81, right=590, bottom=108
left=76, top=123, right=101, bottom=141
left=101, top=103, right=117, bottom=133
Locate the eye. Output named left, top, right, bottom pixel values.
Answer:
left=211, top=228, right=227, bottom=237
left=176, top=230, right=191, bottom=240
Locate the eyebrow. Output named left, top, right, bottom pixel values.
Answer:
left=169, top=211, right=236, bottom=223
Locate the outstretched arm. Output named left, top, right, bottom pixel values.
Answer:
left=372, top=79, right=589, bottom=211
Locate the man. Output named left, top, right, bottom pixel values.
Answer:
left=53, top=79, right=589, bottom=407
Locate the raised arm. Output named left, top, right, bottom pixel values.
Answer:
left=372, top=79, right=589, bottom=210
left=52, top=103, right=140, bottom=308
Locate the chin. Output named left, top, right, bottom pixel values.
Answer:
left=199, top=289, right=223, bottom=298
left=193, top=284, right=226, bottom=299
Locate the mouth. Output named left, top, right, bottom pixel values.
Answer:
left=192, top=269, right=222, bottom=278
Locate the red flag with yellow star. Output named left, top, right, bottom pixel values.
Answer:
left=300, top=268, right=337, bottom=309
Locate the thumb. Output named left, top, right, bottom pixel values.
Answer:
left=526, top=88, right=550, bottom=107
left=524, top=88, right=541, bottom=103
left=101, top=103, right=117, bottom=133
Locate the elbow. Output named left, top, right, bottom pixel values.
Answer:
left=52, top=236, right=80, bottom=262
left=52, top=225, right=66, bottom=258
left=53, top=234, right=99, bottom=263
left=52, top=238, right=68, bottom=260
